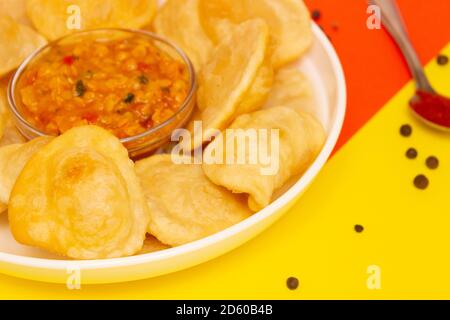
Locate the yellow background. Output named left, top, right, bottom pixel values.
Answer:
left=0, top=44, right=449, bottom=299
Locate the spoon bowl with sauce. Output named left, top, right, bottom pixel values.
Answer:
left=370, top=0, right=450, bottom=131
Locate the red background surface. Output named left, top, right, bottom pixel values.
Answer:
left=304, top=0, right=450, bottom=151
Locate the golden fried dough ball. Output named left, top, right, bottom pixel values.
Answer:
left=203, top=107, right=326, bottom=211
left=136, top=154, right=252, bottom=246
left=9, top=126, right=150, bottom=259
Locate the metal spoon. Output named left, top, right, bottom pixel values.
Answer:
left=369, top=0, right=450, bottom=131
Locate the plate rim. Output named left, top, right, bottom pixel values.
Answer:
left=0, top=23, right=347, bottom=274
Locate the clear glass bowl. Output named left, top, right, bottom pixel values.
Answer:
left=7, top=28, right=196, bottom=158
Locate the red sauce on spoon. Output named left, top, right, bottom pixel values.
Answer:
left=409, top=90, right=450, bottom=128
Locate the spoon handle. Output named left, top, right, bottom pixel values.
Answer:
left=369, top=0, right=433, bottom=91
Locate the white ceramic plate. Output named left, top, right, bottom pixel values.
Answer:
left=0, top=22, right=346, bottom=284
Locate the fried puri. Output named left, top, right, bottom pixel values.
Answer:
left=8, top=126, right=150, bottom=259
left=135, top=154, right=252, bottom=246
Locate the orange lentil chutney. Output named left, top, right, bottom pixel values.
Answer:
left=18, top=36, right=190, bottom=139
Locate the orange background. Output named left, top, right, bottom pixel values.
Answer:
left=305, top=0, right=450, bottom=150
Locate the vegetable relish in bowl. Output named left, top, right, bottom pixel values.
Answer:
left=8, top=29, right=196, bottom=156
